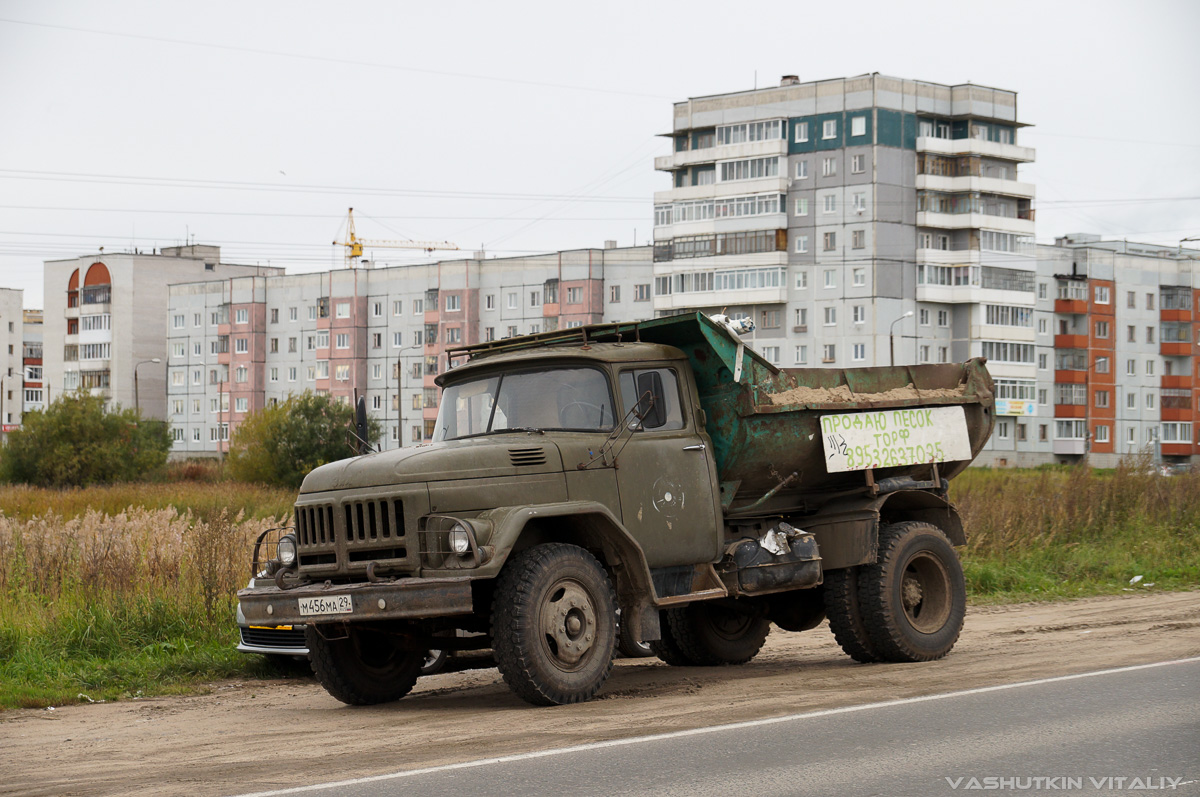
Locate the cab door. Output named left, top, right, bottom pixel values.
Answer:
left=612, top=365, right=722, bottom=568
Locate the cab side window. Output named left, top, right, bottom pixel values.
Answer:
left=618, top=368, right=685, bottom=431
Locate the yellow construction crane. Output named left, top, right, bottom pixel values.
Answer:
left=332, top=207, right=459, bottom=267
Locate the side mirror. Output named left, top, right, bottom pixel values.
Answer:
left=635, top=371, right=667, bottom=429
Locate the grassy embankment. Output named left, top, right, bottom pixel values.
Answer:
left=0, top=465, right=1197, bottom=709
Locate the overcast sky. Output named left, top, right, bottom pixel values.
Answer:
left=2, top=0, right=1198, bottom=309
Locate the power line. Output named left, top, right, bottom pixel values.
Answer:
left=0, top=168, right=650, bottom=203
left=0, top=17, right=673, bottom=101
left=0, top=205, right=650, bottom=221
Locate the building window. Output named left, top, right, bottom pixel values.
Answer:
left=445, top=295, right=461, bottom=312
left=824, top=307, right=837, bottom=326
left=997, top=421, right=1010, bottom=440
left=919, top=309, right=930, bottom=326
left=823, top=232, right=836, bottom=251
left=822, top=194, right=836, bottom=214
left=850, top=116, right=865, bottom=137
left=336, top=333, right=349, bottom=349
left=822, top=344, right=836, bottom=363
left=335, top=364, right=349, bottom=381
left=567, top=287, right=583, bottom=304
left=1095, top=356, right=1109, bottom=373
left=853, top=305, right=865, bottom=324
left=1094, top=286, right=1110, bottom=305
left=760, top=310, right=781, bottom=329
left=822, top=119, right=837, bottom=139
left=852, top=193, right=866, bottom=214
left=270, top=308, right=281, bottom=324
left=1095, top=390, right=1109, bottom=408
left=853, top=343, right=866, bottom=361
left=506, top=325, right=518, bottom=338
left=483, top=294, right=494, bottom=311
left=938, top=347, right=948, bottom=363
left=235, top=338, right=248, bottom=354
left=288, top=367, right=297, bottom=382
left=315, top=361, right=329, bottom=379
left=794, top=235, right=809, bottom=254
left=794, top=345, right=808, bottom=365
left=823, top=269, right=836, bottom=288
left=609, top=285, right=621, bottom=303
left=287, top=307, right=297, bottom=322
left=761, top=346, right=780, bottom=364
left=446, top=327, right=462, bottom=344
left=821, top=157, right=836, bottom=177
left=795, top=271, right=808, bottom=289
left=269, top=337, right=279, bottom=354
left=1126, top=291, right=1136, bottom=309
left=235, top=366, right=247, bottom=383
left=413, top=298, right=423, bottom=314
left=485, top=326, right=495, bottom=341
left=173, top=314, right=185, bottom=329
left=505, top=292, right=518, bottom=310
left=1146, top=293, right=1155, bottom=311
left=1094, top=321, right=1109, bottom=339
left=634, top=284, right=650, bottom=302
left=795, top=161, right=808, bottom=179
left=794, top=122, right=809, bottom=143
left=1094, top=425, right=1109, bottom=444
left=370, top=332, right=381, bottom=349
left=1146, top=327, right=1155, bottom=344
left=938, top=310, right=950, bottom=327
left=794, top=198, right=808, bottom=216
left=335, top=302, right=350, bottom=318
left=1146, top=360, right=1155, bottom=376
left=852, top=230, right=865, bottom=250
left=1126, top=359, right=1136, bottom=375
left=851, top=154, right=865, bottom=174
left=235, top=397, right=248, bottom=413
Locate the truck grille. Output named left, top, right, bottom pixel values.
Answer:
left=295, top=498, right=413, bottom=574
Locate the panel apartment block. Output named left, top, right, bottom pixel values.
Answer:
left=43, top=246, right=283, bottom=421
left=653, top=73, right=1038, bottom=462
left=166, top=246, right=654, bottom=457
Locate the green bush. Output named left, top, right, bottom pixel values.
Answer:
left=226, top=392, right=381, bottom=488
left=0, top=394, right=170, bottom=487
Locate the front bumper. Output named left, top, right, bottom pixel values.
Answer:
left=237, top=575, right=475, bottom=626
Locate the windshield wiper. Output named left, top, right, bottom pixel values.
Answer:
left=494, top=427, right=545, bottom=435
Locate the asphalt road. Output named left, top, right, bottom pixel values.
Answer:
left=237, top=658, right=1200, bottom=797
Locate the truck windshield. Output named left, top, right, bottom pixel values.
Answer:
left=433, top=367, right=616, bottom=441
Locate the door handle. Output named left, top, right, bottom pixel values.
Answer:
left=683, top=444, right=706, bottom=451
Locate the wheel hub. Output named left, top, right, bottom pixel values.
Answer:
left=539, top=580, right=597, bottom=667
left=902, top=576, right=924, bottom=610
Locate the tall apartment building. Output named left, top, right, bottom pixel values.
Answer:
left=976, top=235, right=1197, bottom=468
left=652, top=73, right=1038, bottom=458
left=165, top=246, right=654, bottom=456
left=42, top=246, right=283, bottom=420
left=22, top=309, right=44, bottom=415
left=0, top=287, right=23, bottom=434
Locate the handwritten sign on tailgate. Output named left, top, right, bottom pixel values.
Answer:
left=820, top=405, right=972, bottom=473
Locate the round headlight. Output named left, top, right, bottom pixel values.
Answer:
left=448, top=524, right=471, bottom=555
left=277, top=534, right=298, bottom=567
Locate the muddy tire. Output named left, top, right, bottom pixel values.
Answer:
left=305, top=625, right=423, bottom=705
left=665, top=601, right=770, bottom=666
left=858, top=521, right=966, bottom=662
left=648, top=610, right=695, bottom=666
left=823, top=566, right=881, bottom=663
left=491, top=543, right=616, bottom=705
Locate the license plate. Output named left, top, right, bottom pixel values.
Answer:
left=297, top=595, right=353, bottom=617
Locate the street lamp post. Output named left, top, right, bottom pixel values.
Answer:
left=889, top=311, right=914, bottom=366
left=134, top=358, right=162, bottom=417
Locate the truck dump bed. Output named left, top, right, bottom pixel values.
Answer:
left=447, top=312, right=995, bottom=510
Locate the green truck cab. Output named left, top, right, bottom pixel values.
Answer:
left=237, top=312, right=995, bottom=706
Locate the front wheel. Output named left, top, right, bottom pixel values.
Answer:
left=306, top=625, right=424, bottom=705
left=858, top=521, right=966, bottom=662
left=491, top=543, right=616, bottom=705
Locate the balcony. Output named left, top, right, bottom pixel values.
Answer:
left=1161, top=342, right=1193, bottom=357
left=916, top=174, right=1036, bottom=199
left=1161, top=375, right=1192, bottom=390
left=916, top=248, right=982, bottom=266
left=1054, top=299, right=1088, bottom=315
left=1053, top=404, right=1086, bottom=418
left=1052, top=439, right=1087, bottom=456
left=916, top=136, right=1036, bottom=163
left=655, top=176, right=790, bottom=204
left=655, top=139, right=786, bottom=171
left=916, top=211, right=1035, bottom=235
left=1054, top=334, right=1089, bottom=349
left=1160, top=308, right=1191, bottom=323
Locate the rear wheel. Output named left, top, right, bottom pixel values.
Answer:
left=665, top=601, right=770, bottom=666
left=306, top=625, right=423, bottom=705
left=823, top=566, right=881, bottom=663
left=648, top=610, right=694, bottom=666
left=421, top=649, right=449, bottom=675
left=491, top=543, right=616, bottom=705
left=858, top=521, right=966, bottom=662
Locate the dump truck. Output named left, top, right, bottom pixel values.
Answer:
left=237, top=312, right=995, bottom=706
